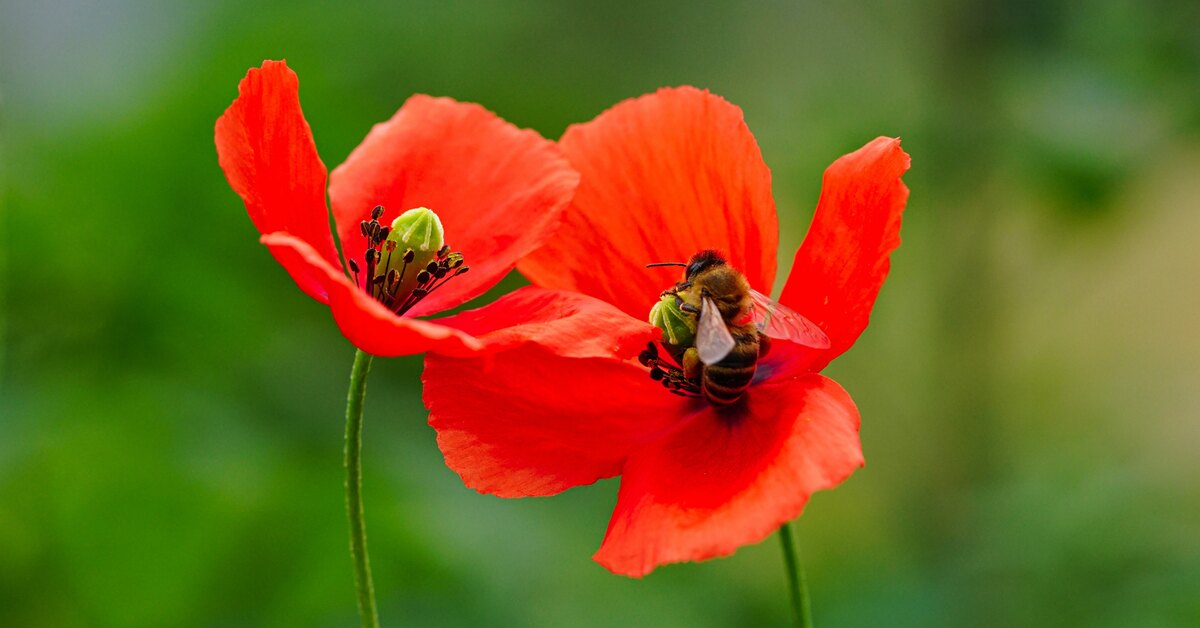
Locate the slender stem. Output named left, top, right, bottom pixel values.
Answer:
left=778, top=521, right=812, bottom=628
left=344, top=349, right=379, bottom=628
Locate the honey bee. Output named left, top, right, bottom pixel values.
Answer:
left=648, top=250, right=830, bottom=405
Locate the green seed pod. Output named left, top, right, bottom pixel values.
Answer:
left=649, top=294, right=696, bottom=347
left=376, top=207, right=445, bottom=299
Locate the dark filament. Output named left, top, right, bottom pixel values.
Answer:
left=638, top=342, right=701, bottom=397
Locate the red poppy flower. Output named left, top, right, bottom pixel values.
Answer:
left=215, top=60, right=579, bottom=356
left=423, top=87, right=910, bottom=576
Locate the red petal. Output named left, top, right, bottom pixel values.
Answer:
left=593, top=374, right=863, bottom=577
left=215, top=60, right=342, bottom=289
left=424, top=346, right=684, bottom=498
left=779, top=137, right=911, bottom=371
left=519, top=87, right=779, bottom=319
left=328, top=96, right=578, bottom=317
left=261, top=232, right=482, bottom=357
left=433, top=286, right=659, bottom=358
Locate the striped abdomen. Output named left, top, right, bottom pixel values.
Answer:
left=702, top=328, right=759, bottom=405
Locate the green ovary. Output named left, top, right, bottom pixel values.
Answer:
left=649, top=294, right=696, bottom=347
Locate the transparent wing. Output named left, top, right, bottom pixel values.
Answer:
left=696, top=297, right=737, bottom=365
left=749, top=289, right=831, bottom=349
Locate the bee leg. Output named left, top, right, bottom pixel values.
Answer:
left=757, top=333, right=772, bottom=358
left=660, top=280, right=691, bottom=297
left=677, top=301, right=700, bottom=315
left=682, top=347, right=702, bottom=380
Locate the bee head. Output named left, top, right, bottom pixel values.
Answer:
left=684, top=249, right=726, bottom=279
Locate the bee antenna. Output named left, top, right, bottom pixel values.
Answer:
left=646, top=262, right=687, bottom=268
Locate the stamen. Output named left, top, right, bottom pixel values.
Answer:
left=637, top=341, right=701, bottom=397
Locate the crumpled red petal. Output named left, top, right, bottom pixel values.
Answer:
left=519, top=87, right=779, bottom=319
left=593, top=373, right=863, bottom=577
left=433, top=286, right=660, bottom=358
left=424, top=345, right=685, bottom=498
left=779, top=137, right=910, bottom=372
left=215, top=60, right=342, bottom=301
left=328, top=96, right=578, bottom=318
left=260, top=232, right=482, bottom=357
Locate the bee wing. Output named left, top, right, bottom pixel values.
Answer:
left=696, top=297, right=737, bottom=365
left=749, top=289, right=831, bottom=349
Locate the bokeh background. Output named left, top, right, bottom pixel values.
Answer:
left=2, top=1, right=1198, bottom=626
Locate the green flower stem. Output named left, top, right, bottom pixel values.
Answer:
left=344, top=349, right=379, bottom=628
left=778, top=521, right=812, bottom=628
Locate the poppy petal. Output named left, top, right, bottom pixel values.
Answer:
left=779, top=137, right=910, bottom=371
left=424, top=346, right=684, bottom=498
left=215, top=60, right=342, bottom=283
left=519, top=87, right=779, bottom=319
left=593, top=374, right=862, bottom=577
left=433, top=286, right=660, bottom=358
left=328, top=96, right=579, bottom=318
left=261, top=232, right=482, bottom=357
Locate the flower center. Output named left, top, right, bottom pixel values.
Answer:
left=346, top=205, right=470, bottom=316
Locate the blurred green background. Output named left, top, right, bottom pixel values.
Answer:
left=2, top=1, right=1198, bottom=626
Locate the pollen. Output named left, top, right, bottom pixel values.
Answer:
left=350, top=206, right=470, bottom=316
